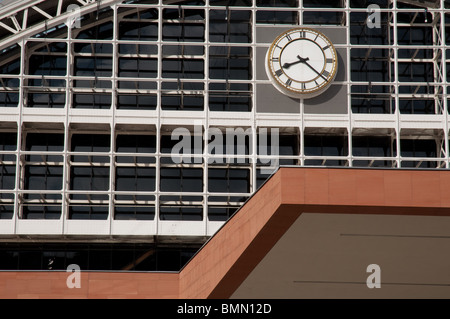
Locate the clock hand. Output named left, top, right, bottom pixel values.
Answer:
left=282, top=60, right=303, bottom=69
left=300, top=59, right=327, bottom=81
left=282, top=56, right=309, bottom=69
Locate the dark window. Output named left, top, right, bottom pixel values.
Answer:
left=351, top=48, right=391, bottom=82
left=209, top=46, right=251, bottom=80
left=400, top=139, right=437, bottom=158
left=400, top=139, right=439, bottom=168
left=71, top=134, right=110, bottom=163
left=397, top=62, right=434, bottom=83
left=160, top=167, right=203, bottom=192
left=162, top=59, right=204, bottom=79
left=256, top=9, right=297, bottom=25
left=162, top=22, right=205, bottom=42
left=0, top=165, right=16, bottom=190
left=22, top=205, right=61, bottom=220
left=399, top=99, right=435, bottom=114
left=74, top=43, right=112, bottom=54
left=117, top=94, right=157, bottom=110
left=159, top=206, right=203, bottom=221
left=209, top=10, right=252, bottom=43
left=28, top=55, right=67, bottom=76
left=352, top=136, right=395, bottom=157
left=304, top=135, right=349, bottom=156
left=69, top=205, right=109, bottom=220
left=76, top=22, right=114, bottom=40
left=161, top=94, right=204, bottom=111
left=0, top=205, right=14, bottom=220
left=25, top=133, right=64, bottom=162
left=0, top=53, right=20, bottom=75
left=257, top=132, right=299, bottom=156
left=119, top=22, right=158, bottom=41
left=0, top=92, right=19, bottom=107
left=70, top=166, right=110, bottom=191
left=116, top=134, right=156, bottom=164
left=303, top=11, right=343, bottom=25
left=27, top=92, right=66, bottom=108
left=24, top=166, right=63, bottom=191
left=160, top=134, right=203, bottom=154
left=73, top=93, right=112, bottom=109
left=350, top=12, right=389, bottom=46
left=210, top=0, right=252, bottom=5
left=303, top=0, right=342, bottom=7
left=208, top=206, right=239, bottom=221
left=304, top=134, right=348, bottom=166
left=75, top=57, right=112, bottom=77
left=397, top=26, right=433, bottom=46
left=351, top=85, right=395, bottom=114
left=256, top=0, right=297, bottom=6
left=116, top=167, right=156, bottom=192
left=0, top=132, right=17, bottom=162
left=114, top=206, right=155, bottom=220
left=208, top=168, right=250, bottom=193
left=209, top=83, right=252, bottom=112
left=0, top=243, right=200, bottom=271
left=119, top=58, right=158, bottom=78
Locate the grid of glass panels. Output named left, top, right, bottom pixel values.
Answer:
left=0, top=0, right=449, bottom=230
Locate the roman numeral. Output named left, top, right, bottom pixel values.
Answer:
left=302, top=83, right=306, bottom=90
left=299, top=31, right=305, bottom=38
left=272, top=57, right=279, bottom=62
left=314, top=34, right=319, bottom=41
left=326, top=58, right=334, bottom=63
left=286, top=34, right=292, bottom=41
left=285, top=79, right=292, bottom=86
left=275, top=69, right=283, bottom=77
left=323, top=45, right=330, bottom=50
left=314, top=80, right=319, bottom=86
left=322, top=70, right=330, bottom=77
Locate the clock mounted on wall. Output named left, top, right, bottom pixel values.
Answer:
left=265, top=27, right=338, bottom=99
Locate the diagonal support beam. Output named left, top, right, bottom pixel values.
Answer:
left=0, top=21, right=18, bottom=34
left=31, top=5, right=53, bottom=20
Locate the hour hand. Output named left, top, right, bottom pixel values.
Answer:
left=283, top=56, right=309, bottom=69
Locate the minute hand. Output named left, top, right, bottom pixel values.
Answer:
left=302, top=60, right=327, bottom=81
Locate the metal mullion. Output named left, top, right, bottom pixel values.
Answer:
left=440, top=5, right=449, bottom=168
left=155, top=0, right=163, bottom=235
left=346, top=0, right=353, bottom=167
left=393, top=0, right=401, bottom=168
left=204, top=0, right=210, bottom=234
left=62, top=26, right=73, bottom=225
left=108, top=3, right=119, bottom=228
left=250, top=1, right=260, bottom=188
left=299, top=0, right=305, bottom=169
left=13, top=39, right=26, bottom=228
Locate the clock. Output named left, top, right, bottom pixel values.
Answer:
left=265, top=27, right=338, bottom=99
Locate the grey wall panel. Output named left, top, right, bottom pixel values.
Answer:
left=303, top=84, right=348, bottom=114
left=256, top=25, right=347, bottom=44
left=304, top=48, right=347, bottom=114
left=256, top=47, right=269, bottom=81
left=256, top=83, right=300, bottom=113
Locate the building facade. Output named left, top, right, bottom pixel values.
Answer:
left=0, top=0, right=449, bottom=273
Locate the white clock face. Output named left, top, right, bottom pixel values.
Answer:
left=266, top=28, right=338, bottom=99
